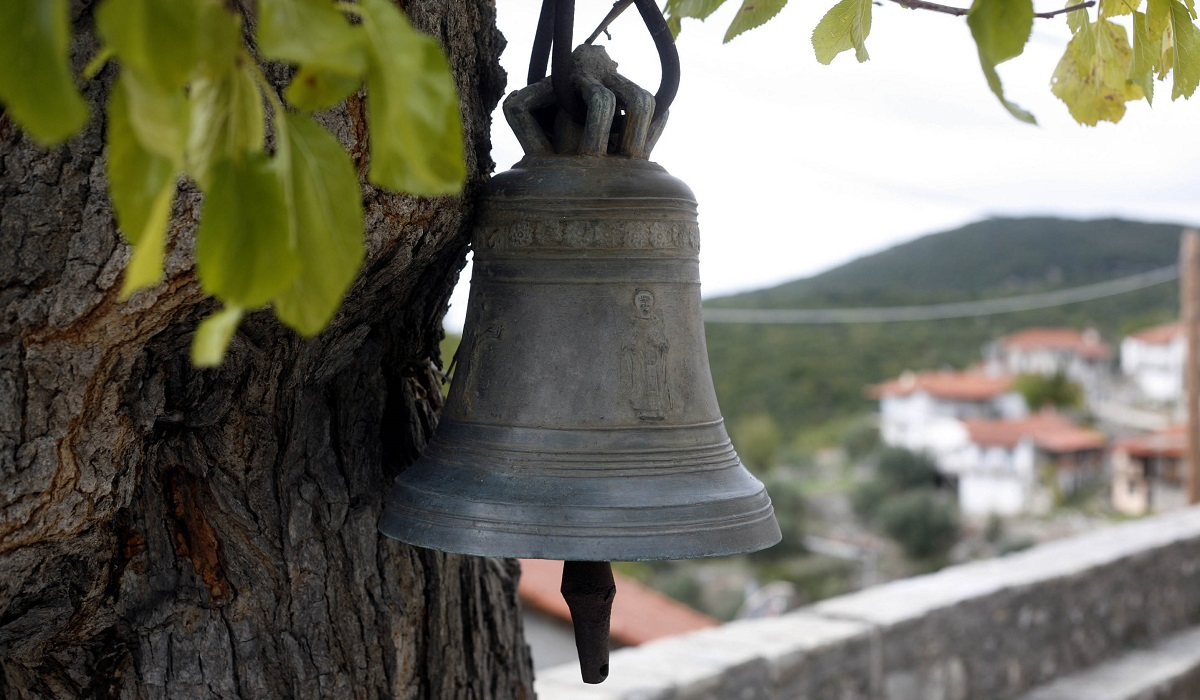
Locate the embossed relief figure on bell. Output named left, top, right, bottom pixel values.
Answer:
left=624, top=289, right=671, bottom=420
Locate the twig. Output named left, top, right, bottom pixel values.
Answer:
left=586, top=0, right=634, bottom=44
left=885, top=0, right=1095, bottom=18
left=888, top=0, right=966, bottom=16
left=1034, top=1, right=1096, bottom=18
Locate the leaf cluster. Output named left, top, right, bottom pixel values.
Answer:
left=0, top=0, right=467, bottom=365
left=664, top=0, right=1200, bottom=125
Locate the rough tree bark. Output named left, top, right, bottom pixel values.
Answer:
left=0, top=0, right=535, bottom=697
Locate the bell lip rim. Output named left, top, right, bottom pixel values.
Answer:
left=376, top=515, right=782, bottom=562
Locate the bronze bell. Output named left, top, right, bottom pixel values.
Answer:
left=380, top=1, right=779, bottom=683
left=380, top=152, right=780, bottom=560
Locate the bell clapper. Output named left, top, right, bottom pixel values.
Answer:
left=560, top=561, right=616, bottom=683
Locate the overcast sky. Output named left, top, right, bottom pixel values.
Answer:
left=444, top=0, right=1200, bottom=331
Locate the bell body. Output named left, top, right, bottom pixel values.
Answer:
left=380, top=155, right=780, bottom=561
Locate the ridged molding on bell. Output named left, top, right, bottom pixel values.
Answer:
left=379, top=155, right=781, bottom=561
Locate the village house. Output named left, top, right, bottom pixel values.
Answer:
left=984, top=327, right=1110, bottom=394
left=517, top=558, right=717, bottom=671
left=870, top=370, right=1027, bottom=457
left=936, top=411, right=1107, bottom=516
left=1121, top=321, right=1185, bottom=404
left=1111, top=426, right=1189, bottom=516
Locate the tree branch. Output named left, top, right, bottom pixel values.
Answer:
left=1034, top=2, right=1096, bottom=18
left=887, top=0, right=967, bottom=16
left=884, top=0, right=1096, bottom=18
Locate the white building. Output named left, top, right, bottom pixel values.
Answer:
left=1120, top=321, right=1185, bottom=403
left=1111, top=426, right=1189, bottom=516
left=938, top=412, right=1106, bottom=516
left=871, top=370, right=1027, bottom=456
left=985, top=327, right=1110, bottom=390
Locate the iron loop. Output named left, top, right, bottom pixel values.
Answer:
left=535, top=0, right=682, bottom=124
left=552, top=0, right=589, bottom=122
left=528, top=0, right=556, bottom=85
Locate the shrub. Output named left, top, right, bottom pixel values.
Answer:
left=877, top=489, right=960, bottom=560
left=733, top=412, right=783, bottom=472
left=850, top=479, right=892, bottom=520
left=877, top=447, right=940, bottom=491
left=1014, top=371, right=1082, bottom=410
left=754, top=473, right=806, bottom=558
left=839, top=418, right=880, bottom=461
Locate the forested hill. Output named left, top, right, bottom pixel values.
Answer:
left=703, top=217, right=1186, bottom=439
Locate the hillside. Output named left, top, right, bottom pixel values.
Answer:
left=703, top=218, right=1184, bottom=438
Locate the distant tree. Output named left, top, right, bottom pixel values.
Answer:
left=877, top=447, right=941, bottom=491
left=733, top=412, right=784, bottom=472
left=850, top=478, right=892, bottom=520
left=752, top=473, right=806, bottom=559
left=877, top=490, right=961, bottom=561
left=1014, top=372, right=1083, bottom=410
left=839, top=418, right=880, bottom=461
left=851, top=447, right=939, bottom=518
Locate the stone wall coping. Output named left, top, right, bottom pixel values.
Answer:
left=535, top=506, right=1200, bottom=700
left=815, top=506, right=1200, bottom=627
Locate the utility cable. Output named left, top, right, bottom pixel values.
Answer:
left=702, top=265, right=1178, bottom=324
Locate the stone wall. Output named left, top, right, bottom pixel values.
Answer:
left=536, top=507, right=1200, bottom=700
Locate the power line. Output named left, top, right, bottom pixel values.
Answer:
left=702, top=265, right=1179, bottom=325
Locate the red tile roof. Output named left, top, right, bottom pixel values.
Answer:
left=518, top=559, right=717, bottom=647
left=962, top=411, right=1106, bottom=453
left=1115, top=425, right=1187, bottom=459
left=999, top=327, right=1110, bottom=359
left=1129, top=321, right=1183, bottom=345
left=870, top=371, right=1015, bottom=401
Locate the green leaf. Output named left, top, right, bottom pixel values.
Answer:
left=667, top=13, right=683, bottom=38
left=1052, top=19, right=1141, bottom=124
left=192, top=306, right=244, bottom=367
left=195, top=1, right=242, bottom=78
left=359, top=0, right=465, bottom=195
left=725, top=0, right=788, bottom=43
left=95, top=0, right=199, bottom=90
left=1100, top=0, right=1138, bottom=16
left=1130, top=10, right=1160, bottom=102
left=259, top=0, right=366, bottom=76
left=812, top=0, right=872, bottom=65
left=285, top=65, right=362, bottom=112
left=272, top=114, right=365, bottom=335
left=108, top=77, right=178, bottom=296
left=1170, top=0, right=1200, bottom=98
left=196, top=155, right=300, bottom=307
left=670, top=0, right=729, bottom=21
left=968, top=0, right=1036, bottom=124
left=0, top=0, right=89, bottom=145
left=1068, top=2, right=1090, bottom=33
left=120, top=70, right=189, bottom=165
left=187, top=61, right=266, bottom=190
left=1147, top=0, right=1171, bottom=35
left=259, top=0, right=365, bottom=111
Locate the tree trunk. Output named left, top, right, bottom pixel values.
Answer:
left=0, top=1, right=534, bottom=697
